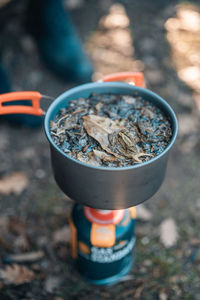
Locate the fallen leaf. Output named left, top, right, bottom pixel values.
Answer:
left=53, top=226, right=70, bottom=244
left=0, top=264, right=35, bottom=285
left=0, top=172, right=29, bottom=195
left=5, top=251, right=44, bottom=263
left=160, top=218, right=178, bottom=248
left=99, top=4, right=130, bottom=29
left=136, top=204, right=152, bottom=221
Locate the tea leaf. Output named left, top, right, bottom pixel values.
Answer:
left=93, top=149, right=117, bottom=162
left=50, top=93, right=173, bottom=167
left=77, top=151, right=100, bottom=166
left=83, top=115, right=124, bottom=158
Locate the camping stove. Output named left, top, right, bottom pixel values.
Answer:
left=70, top=205, right=136, bottom=285
left=0, top=71, right=178, bottom=285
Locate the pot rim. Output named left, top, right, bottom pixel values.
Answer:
left=44, top=82, right=178, bottom=171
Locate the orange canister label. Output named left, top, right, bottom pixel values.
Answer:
left=129, top=207, right=136, bottom=219
left=91, top=223, right=115, bottom=248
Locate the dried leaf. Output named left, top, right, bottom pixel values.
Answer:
left=83, top=115, right=124, bottom=159
left=160, top=218, right=178, bottom=248
left=53, top=226, right=70, bottom=244
left=95, top=102, right=103, bottom=113
left=93, top=149, right=117, bottom=162
left=6, top=251, right=44, bottom=263
left=122, top=95, right=136, bottom=104
left=0, top=172, right=29, bottom=195
left=136, top=204, right=152, bottom=221
left=83, top=114, right=123, bottom=136
left=77, top=152, right=100, bottom=167
left=0, top=264, right=35, bottom=285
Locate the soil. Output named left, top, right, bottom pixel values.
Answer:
left=0, top=0, right=200, bottom=299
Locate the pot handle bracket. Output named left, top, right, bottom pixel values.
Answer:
left=0, top=91, right=44, bottom=115
left=102, top=72, right=144, bottom=87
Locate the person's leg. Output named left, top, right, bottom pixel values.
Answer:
left=26, top=0, right=93, bottom=83
left=0, top=61, right=11, bottom=93
left=0, top=57, right=43, bottom=127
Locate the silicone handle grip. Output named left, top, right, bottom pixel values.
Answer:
left=102, top=72, right=144, bottom=87
left=0, top=91, right=43, bottom=116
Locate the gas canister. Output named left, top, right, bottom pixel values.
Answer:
left=70, top=204, right=136, bottom=285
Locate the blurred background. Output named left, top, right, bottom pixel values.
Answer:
left=0, top=0, right=200, bottom=299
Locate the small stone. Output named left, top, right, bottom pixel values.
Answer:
left=141, top=236, right=149, bottom=245
left=159, top=292, right=168, bottom=300
left=140, top=38, right=155, bottom=51
left=44, top=276, right=61, bottom=293
left=35, top=169, right=46, bottom=179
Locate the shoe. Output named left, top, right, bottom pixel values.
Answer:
left=26, top=0, right=93, bottom=83
left=0, top=61, right=43, bottom=127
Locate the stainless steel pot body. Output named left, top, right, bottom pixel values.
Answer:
left=44, top=82, right=178, bottom=209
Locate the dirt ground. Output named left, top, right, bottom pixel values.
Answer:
left=0, top=0, right=200, bottom=299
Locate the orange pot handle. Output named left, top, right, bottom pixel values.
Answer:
left=0, top=91, right=43, bottom=116
left=102, top=72, right=144, bottom=87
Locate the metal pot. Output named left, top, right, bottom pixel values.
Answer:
left=0, top=72, right=178, bottom=209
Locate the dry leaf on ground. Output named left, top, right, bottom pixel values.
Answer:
left=0, top=264, right=35, bottom=285
left=0, top=172, right=29, bottom=195
left=160, top=218, right=178, bottom=248
left=6, top=251, right=44, bottom=263
left=53, top=226, right=70, bottom=245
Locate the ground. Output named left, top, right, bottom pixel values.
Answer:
left=0, top=0, right=200, bottom=299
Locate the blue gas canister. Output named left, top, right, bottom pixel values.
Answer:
left=70, top=204, right=136, bottom=285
